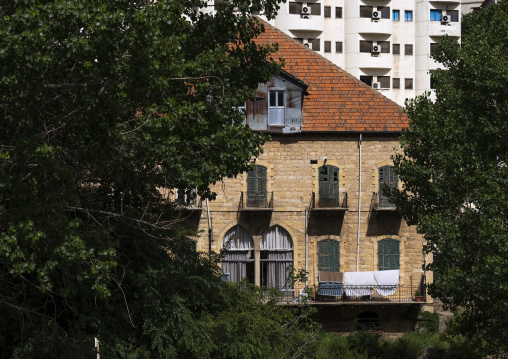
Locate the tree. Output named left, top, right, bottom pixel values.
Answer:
left=388, top=2, right=508, bottom=352
left=0, top=0, right=321, bottom=357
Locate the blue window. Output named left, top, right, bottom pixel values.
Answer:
left=404, top=10, right=413, bottom=21
left=392, top=10, right=400, bottom=21
left=430, top=9, right=442, bottom=21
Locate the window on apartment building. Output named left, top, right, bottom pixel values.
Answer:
left=319, top=165, right=339, bottom=208
left=377, top=41, right=391, bottom=53
left=379, top=165, right=398, bottom=207
left=294, top=37, right=304, bottom=43
left=393, top=44, right=400, bottom=55
left=309, top=3, right=321, bottom=16
left=393, top=78, right=400, bottom=89
left=392, top=9, right=400, bottom=21
left=360, top=5, right=373, bottom=18
left=360, top=76, right=373, bottom=87
left=405, top=78, right=413, bottom=89
left=430, top=9, right=442, bottom=21
left=378, top=76, right=391, bottom=89
left=404, top=10, right=413, bottom=21
left=448, top=10, right=459, bottom=22
left=318, top=239, right=340, bottom=272
left=261, top=226, right=293, bottom=293
left=221, top=225, right=255, bottom=284
left=310, top=38, right=321, bottom=51
left=430, top=42, right=440, bottom=55
left=247, top=165, right=267, bottom=207
left=336, top=41, right=343, bottom=53
left=335, top=7, right=343, bottom=18
left=289, top=1, right=303, bottom=14
left=359, top=40, right=373, bottom=52
left=268, top=90, right=284, bottom=125
left=378, top=238, right=400, bottom=270
left=430, top=73, right=438, bottom=89
left=405, top=44, right=413, bottom=55
left=324, top=6, right=331, bottom=18
left=378, top=6, right=390, bottom=19
left=324, top=41, right=331, bottom=53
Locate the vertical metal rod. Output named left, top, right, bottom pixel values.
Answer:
left=305, top=208, right=309, bottom=286
left=206, top=198, right=212, bottom=253
left=357, top=133, right=362, bottom=272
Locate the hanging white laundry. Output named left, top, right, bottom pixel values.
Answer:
left=374, top=269, right=400, bottom=296
left=344, top=271, right=374, bottom=297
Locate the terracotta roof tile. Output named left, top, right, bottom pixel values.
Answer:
left=255, top=20, right=409, bottom=132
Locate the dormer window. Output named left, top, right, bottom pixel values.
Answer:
left=268, top=90, right=285, bottom=125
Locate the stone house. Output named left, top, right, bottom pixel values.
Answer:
left=184, top=20, right=432, bottom=332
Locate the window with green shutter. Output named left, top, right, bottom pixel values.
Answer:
left=319, top=165, right=339, bottom=207
left=247, top=165, right=267, bottom=207
left=378, top=166, right=398, bottom=208
left=318, top=239, right=340, bottom=272
left=378, top=238, right=400, bottom=270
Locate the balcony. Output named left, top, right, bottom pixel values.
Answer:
left=240, top=191, right=274, bottom=211
left=286, top=14, right=324, bottom=33
left=426, top=21, right=461, bottom=38
left=357, top=52, right=392, bottom=70
left=313, top=284, right=426, bottom=304
left=167, top=191, right=203, bottom=211
left=357, top=18, right=392, bottom=35
left=372, top=192, right=397, bottom=211
left=311, top=192, right=348, bottom=211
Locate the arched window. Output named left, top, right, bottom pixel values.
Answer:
left=247, top=165, right=267, bottom=207
left=221, top=225, right=254, bottom=283
left=260, top=226, right=293, bottom=294
left=318, top=165, right=339, bottom=208
left=378, top=238, right=400, bottom=271
left=378, top=165, right=398, bottom=208
left=318, top=239, right=340, bottom=272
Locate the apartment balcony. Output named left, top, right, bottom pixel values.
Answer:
left=240, top=191, right=274, bottom=211
left=357, top=18, right=392, bottom=35
left=311, top=192, right=348, bottom=211
left=287, top=15, right=324, bottom=33
left=357, top=53, right=392, bottom=70
left=372, top=192, right=397, bottom=211
left=429, top=0, right=461, bottom=3
left=426, top=21, right=461, bottom=38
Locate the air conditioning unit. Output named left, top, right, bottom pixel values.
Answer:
left=301, top=14, right=310, bottom=19
left=372, top=82, right=381, bottom=90
left=371, top=44, right=380, bottom=53
left=304, top=42, right=312, bottom=50
left=372, top=10, right=381, bottom=19
left=301, top=6, right=310, bottom=15
left=441, top=14, right=450, bottom=23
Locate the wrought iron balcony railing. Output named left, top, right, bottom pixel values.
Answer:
left=373, top=192, right=397, bottom=211
left=314, top=284, right=425, bottom=303
left=311, top=192, right=348, bottom=210
left=240, top=191, right=274, bottom=210
left=166, top=190, right=202, bottom=210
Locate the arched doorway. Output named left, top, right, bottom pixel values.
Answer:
left=221, top=225, right=254, bottom=284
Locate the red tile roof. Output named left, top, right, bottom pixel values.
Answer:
left=255, top=19, right=409, bottom=132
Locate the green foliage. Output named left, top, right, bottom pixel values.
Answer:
left=0, top=0, right=320, bottom=357
left=387, top=1, right=508, bottom=352
left=420, top=311, right=440, bottom=334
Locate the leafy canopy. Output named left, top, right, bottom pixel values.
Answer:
left=388, top=2, right=508, bottom=352
left=0, top=0, right=322, bottom=358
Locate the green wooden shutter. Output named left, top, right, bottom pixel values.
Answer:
left=247, top=165, right=267, bottom=207
left=379, top=166, right=397, bottom=207
left=318, top=239, right=340, bottom=272
left=319, top=166, right=339, bottom=207
left=378, top=238, right=399, bottom=270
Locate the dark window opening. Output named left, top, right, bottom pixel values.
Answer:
left=324, top=41, right=331, bottom=53
left=377, top=41, right=391, bottom=53
left=393, top=44, right=400, bottom=55
left=289, top=1, right=303, bottom=14
left=336, top=41, right=343, bottom=53
left=360, top=76, right=373, bottom=87
left=378, top=6, right=390, bottom=19
left=378, top=76, right=390, bottom=89
left=393, top=78, right=400, bottom=89
left=335, top=6, right=342, bottom=18
left=405, top=44, right=413, bottom=55
left=310, top=38, right=320, bottom=51
left=405, top=78, right=413, bottom=89
left=449, top=10, right=459, bottom=22
left=360, top=5, right=373, bottom=18
left=357, top=311, right=380, bottom=331
left=324, top=6, right=331, bottom=18
left=247, top=165, right=267, bottom=207
left=360, top=40, right=373, bottom=53
left=309, top=3, right=321, bottom=16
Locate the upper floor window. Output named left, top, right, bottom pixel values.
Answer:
left=430, top=9, right=442, bottom=21
left=268, top=90, right=284, bottom=125
left=336, top=41, right=343, bottom=53
left=379, top=165, right=398, bottom=208
left=324, top=6, right=331, bottom=18
left=378, top=6, right=390, bottom=19
left=318, top=239, right=340, bottom=272
left=405, top=78, right=413, bottom=89
left=404, top=10, right=413, bottom=21
left=405, top=44, right=413, bottom=56
left=335, top=7, right=342, bottom=18
left=360, top=75, right=373, bottom=87
left=377, top=41, right=391, bottom=53
left=309, top=3, right=321, bottom=16
left=393, top=78, right=400, bottom=89
left=247, top=165, right=267, bottom=207
left=359, top=40, right=373, bottom=53
left=319, top=165, right=339, bottom=207
left=221, top=225, right=255, bottom=283
left=393, top=43, right=400, bottom=55
left=393, top=9, right=400, bottom=21
left=377, top=76, right=390, bottom=89
left=378, top=238, right=400, bottom=270
left=360, top=5, right=373, bottom=18
left=448, top=10, right=459, bottom=22
left=289, top=1, right=302, bottom=14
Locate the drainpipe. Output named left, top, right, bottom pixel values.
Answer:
left=305, top=208, right=309, bottom=286
left=357, top=134, right=362, bottom=272
left=206, top=198, right=213, bottom=253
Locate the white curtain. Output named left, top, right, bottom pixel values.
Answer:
left=221, top=225, right=254, bottom=283
left=261, top=226, right=293, bottom=290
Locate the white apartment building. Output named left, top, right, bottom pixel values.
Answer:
left=206, top=0, right=463, bottom=106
